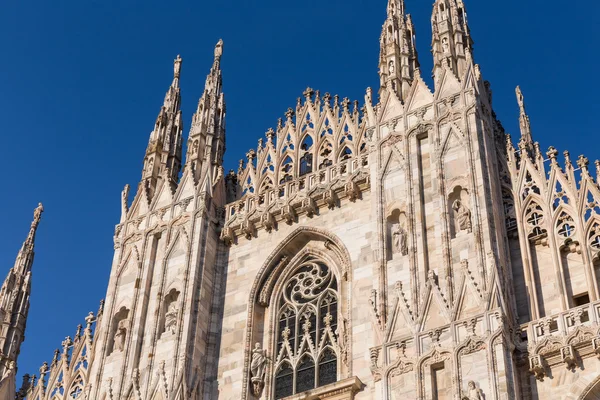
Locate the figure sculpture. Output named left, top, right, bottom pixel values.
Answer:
left=113, top=320, right=127, bottom=353
left=250, top=343, right=267, bottom=396
left=463, top=381, right=483, bottom=400
left=453, top=200, right=472, bottom=233
left=392, top=223, right=408, bottom=256
left=164, top=301, right=178, bottom=334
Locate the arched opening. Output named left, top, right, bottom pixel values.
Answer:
left=273, top=259, right=339, bottom=398
left=245, top=227, right=352, bottom=400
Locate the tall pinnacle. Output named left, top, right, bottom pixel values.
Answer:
left=379, top=0, right=419, bottom=100
left=0, top=203, right=44, bottom=382
left=516, top=86, right=534, bottom=151
left=140, top=56, right=184, bottom=199
left=431, top=0, right=473, bottom=85
left=186, top=40, right=226, bottom=183
left=23, top=203, right=43, bottom=251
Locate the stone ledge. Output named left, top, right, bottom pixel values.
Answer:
left=281, top=376, right=365, bottom=400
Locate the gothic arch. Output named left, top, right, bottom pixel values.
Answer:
left=240, top=226, right=353, bottom=400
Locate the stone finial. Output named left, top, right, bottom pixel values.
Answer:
left=595, top=160, right=600, bottom=182
left=39, top=362, right=48, bottom=380
left=246, top=149, right=256, bottom=163
left=577, top=155, right=589, bottom=171
left=265, top=128, right=275, bottom=143
left=173, top=55, right=182, bottom=79
left=342, top=97, right=351, bottom=111
left=62, top=336, right=72, bottom=354
left=98, top=299, right=105, bottom=316
left=564, top=150, right=572, bottom=168
left=75, top=324, right=83, bottom=339
left=85, top=312, right=95, bottom=331
left=323, top=92, right=332, bottom=107
left=547, top=146, right=558, bottom=164
left=303, top=87, right=315, bottom=100
left=285, top=107, right=295, bottom=121
left=52, top=349, right=60, bottom=365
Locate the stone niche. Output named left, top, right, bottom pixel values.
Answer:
left=387, top=209, right=408, bottom=260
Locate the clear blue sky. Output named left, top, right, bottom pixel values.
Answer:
left=0, top=0, right=597, bottom=379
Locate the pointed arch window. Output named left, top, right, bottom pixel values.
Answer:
left=274, top=259, right=339, bottom=399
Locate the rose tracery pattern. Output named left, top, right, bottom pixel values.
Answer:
left=274, top=258, right=339, bottom=399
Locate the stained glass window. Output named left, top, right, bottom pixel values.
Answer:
left=274, top=258, right=340, bottom=399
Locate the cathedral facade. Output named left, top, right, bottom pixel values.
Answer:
left=4, top=1, right=600, bottom=399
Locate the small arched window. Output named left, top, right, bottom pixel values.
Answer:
left=274, top=259, right=339, bottom=399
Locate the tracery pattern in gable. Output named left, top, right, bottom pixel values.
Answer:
left=523, top=200, right=547, bottom=241
left=520, top=170, right=543, bottom=202
left=555, top=210, right=578, bottom=245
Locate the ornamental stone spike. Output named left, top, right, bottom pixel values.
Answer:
left=0, top=203, right=44, bottom=381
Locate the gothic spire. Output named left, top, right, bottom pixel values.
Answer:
left=186, top=39, right=226, bottom=184
left=379, top=0, right=419, bottom=100
left=141, top=55, right=184, bottom=199
left=516, top=86, right=534, bottom=153
left=431, top=0, right=473, bottom=85
left=14, top=203, right=43, bottom=276
left=0, top=204, right=44, bottom=381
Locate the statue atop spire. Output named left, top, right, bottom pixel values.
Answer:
left=215, top=39, right=224, bottom=61
left=174, top=55, right=182, bottom=79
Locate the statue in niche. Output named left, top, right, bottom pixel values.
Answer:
left=164, top=301, right=178, bottom=335
left=113, top=319, right=128, bottom=353
left=462, top=381, right=483, bottom=400
left=389, top=60, right=395, bottom=75
left=442, top=37, right=450, bottom=53
left=453, top=199, right=472, bottom=233
left=392, top=223, right=408, bottom=256
left=250, top=343, right=267, bottom=397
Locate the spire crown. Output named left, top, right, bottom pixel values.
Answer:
left=25, top=203, right=44, bottom=248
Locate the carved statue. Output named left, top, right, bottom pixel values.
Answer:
left=113, top=320, right=128, bottom=353
left=463, top=381, right=483, bottom=400
left=214, top=39, right=224, bottom=59
left=392, top=223, right=408, bottom=256
left=250, top=343, right=267, bottom=397
left=250, top=343, right=267, bottom=380
left=164, top=301, right=178, bottom=334
left=516, top=86, right=526, bottom=114
left=442, top=37, right=450, bottom=53
left=453, top=200, right=472, bottom=233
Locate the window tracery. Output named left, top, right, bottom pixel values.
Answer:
left=557, top=212, right=576, bottom=240
left=525, top=203, right=546, bottom=239
left=274, top=259, right=339, bottom=399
